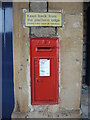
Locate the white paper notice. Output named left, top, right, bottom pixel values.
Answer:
left=39, top=59, right=50, bottom=76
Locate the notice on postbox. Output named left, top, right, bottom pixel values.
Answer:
left=39, top=59, right=50, bottom=76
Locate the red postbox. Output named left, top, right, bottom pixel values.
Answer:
left=30, top=38, right=59, bottom=105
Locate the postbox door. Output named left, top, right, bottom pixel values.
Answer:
left=34, top=58, right=56, bottom=104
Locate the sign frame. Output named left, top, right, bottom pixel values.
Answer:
left=24, top=11, right=63, bottom=27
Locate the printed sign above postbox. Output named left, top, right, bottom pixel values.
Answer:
left=25, top=12, right=63, bottom=27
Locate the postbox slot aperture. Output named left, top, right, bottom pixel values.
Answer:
left=36, top=47, right=52, bottom=52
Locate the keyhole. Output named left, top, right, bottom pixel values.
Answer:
left=37, top=79, right=39, bottom=83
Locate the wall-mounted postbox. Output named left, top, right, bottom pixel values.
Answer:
left=30, top=38, right=59, bottom=105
